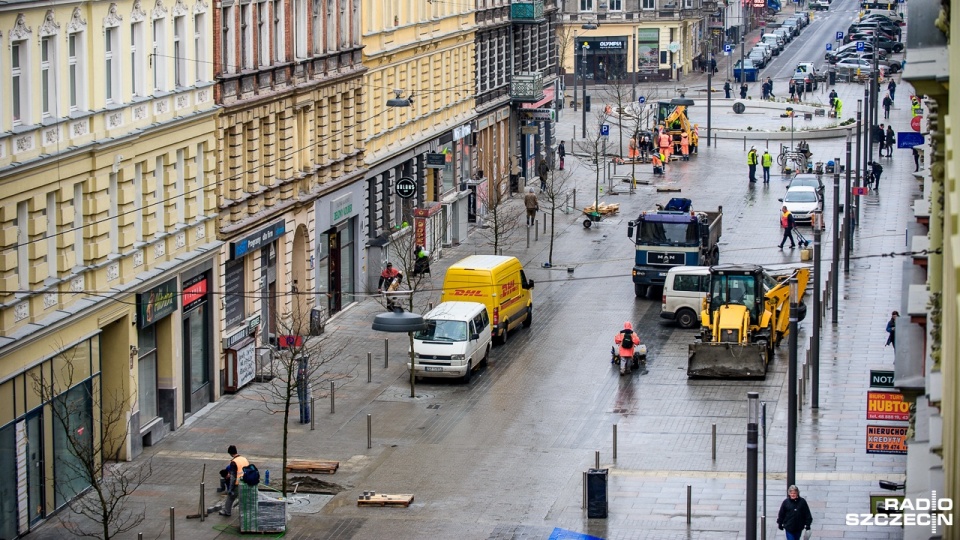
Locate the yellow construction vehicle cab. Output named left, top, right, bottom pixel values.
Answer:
left=688, top=263, right=810, bottom=378
left=656, top=98, right=695, bottom=153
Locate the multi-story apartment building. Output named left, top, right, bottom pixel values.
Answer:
left=474, top=0, right=513, bottom=204
left=0, top=1, right=219, bottom=536
left=212, top=0, right=366, bottom=365
left=360, top=0, right=477, bottom=279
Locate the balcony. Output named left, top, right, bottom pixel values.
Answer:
left=511, top=0, right=545, bottom=23
left=510, top=72, right=544, bottom=102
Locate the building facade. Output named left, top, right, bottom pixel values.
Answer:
left=212, top=0, right=366, bottom=372
left=0, top=0, right=220, bottom=536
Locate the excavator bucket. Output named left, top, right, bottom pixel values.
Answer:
left=687, top=342, right=767, bottom=378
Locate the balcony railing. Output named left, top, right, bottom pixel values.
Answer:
left=510, top=72, right=544, bottom=102
left=511, top=0, right=545, bottom=23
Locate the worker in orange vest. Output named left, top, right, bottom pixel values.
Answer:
left=652, top=152, right=664, bottom=175
left=658, top=129, right=672, bottom=160
left=680, top=132, right=690, bottom=161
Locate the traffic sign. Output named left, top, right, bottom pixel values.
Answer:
left=910, top=116, right=922, bottom=132
left=826, top=43, right=832, bottom=51
left=396, top=177, right=417, bottom=199
left=638, top=96, right=646, bottom=104
left=898, top=131, right=923, bottom=147
left=836, top=31, right=844, bottom=41
left=724, top=44, right=733, bottom=53
left=856, top=41, right=865, bottom=51
left=852, top=186, right=868, bottom=196
left=600, top=124, right=610, bottom=137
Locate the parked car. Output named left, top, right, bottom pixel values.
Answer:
left=826, top=41, right=887, bottom=62
left=761, top=33, right=784, bottom=54
left=782, top=19, right=801, bottom=36
left=775, top=28, right=793, bottom=46
left=788, top=175, right=825, bottom=195
left=860, top=10, right=904, bottom=24
left=850, top=20, right=901, bottom=38
left=779, top=186, right=822, bottom=224
left=844, top=33, right=905, bottom=53
left=792, top=62, right=820, bottom=91
left=835, top=57, right=886, bottom=76
left=734, top=59, right=759, bottom=82
left=811, top=1, right=830, bottom=10
left=753, top=43, right=775, bottom=63
left=831, top=52, right=901, bottom=73
left=748, top=49, right=768, bottom=69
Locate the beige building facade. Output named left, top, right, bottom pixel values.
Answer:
left=0, top=0, right=220, bottom=536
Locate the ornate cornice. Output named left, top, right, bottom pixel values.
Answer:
left=104, top=3, right=123, bottom=27
left=68, top=7, right=88, bottom=33
left=173, top=0, right=189, bottom=17
left=39, top=10, right=60, bottom=37
left=152, top=0, right=169, bottom=20
left=131, top=0, right=147, bottom=22
left=10, top=14, right=32, bottom=41
left=193, top=0, right=209, bottom=14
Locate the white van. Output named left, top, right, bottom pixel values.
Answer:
left=660, top=266, right=711, bottom=329
left=410, top=302, right=492, bottom=383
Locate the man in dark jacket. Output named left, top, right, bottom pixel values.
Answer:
left=777, top=485, right=813, bottom=540
left=724, top=80, right=732, bottom=99
left=869, top=161, right=884, bottom=190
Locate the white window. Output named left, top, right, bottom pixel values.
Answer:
left=174, top=149, right=185, bottom=224
left=241, top=3, right=253, bottom=69
left=131, top=21, right=145, bottom=97
left=222, top=5, right=236, bottom=73
left=134, top=163, right=143, bottom=242
left=326, top=0, right=335, bottom=52
left=152, top=19, right=166, bottom=92
left=12, top=41, right=28, bottom=126
left=68, top=33, right=86, bottom=111
left=312, top=0, right=323, bottom=54
left=174, top=16, right=185, bottom=86
left=195, top=143, right=204, bottom=219
left=273, top=0, right=284, bottom=62
left=105, top=27, right=120, bottom=104
left=153, top=157, right=163, bottom=230
left=294, top=0, right=307, bottom=59
left=257, top=0, right=269, bottom=66
left=16, top=202, right=28, bottom=288
left=41, top=36, right=58, bottom=118
left=580, top=0, right=594, bottom=12
left=194, top=13, right=206, bottom=82
left=46, top=192, right=57, bottom=278
left=109, top=173, right=119, bottom=253
left=641, top=0, right=655, bottom=8
left=609, top=0, right=622, bottom=10
left=73, top=184, right=85, bottom=266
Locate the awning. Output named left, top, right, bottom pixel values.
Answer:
left=521, top=87, right=556, bottom=109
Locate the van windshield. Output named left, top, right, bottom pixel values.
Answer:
left=415, top=320, right=468, bottom=342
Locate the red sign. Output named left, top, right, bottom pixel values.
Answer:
left=414, top=217, right=426, bottom=249
left=852, top=186, right=868, bottom=196
left=867, top=391, right=910, bottom=421
left=911, top=116, right=921, bottom=132
left=866, top=425, right=908, bottom=454
left=182, top=277, right=207, bottom=307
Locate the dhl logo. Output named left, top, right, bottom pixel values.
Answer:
left=452, top=289, right=484, bottom=297
left=501, top=281, right=518, bottom=297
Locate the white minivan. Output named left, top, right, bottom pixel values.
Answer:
left=660, top=266, right=711, bottom=329
left=410, top=302, right=492, bottom=383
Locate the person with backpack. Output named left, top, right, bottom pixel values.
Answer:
left=220, top=445, right=250, bottom=517
left=613, top=322, right=640, bottom=375
left=886, top=311, right=899, bottom=349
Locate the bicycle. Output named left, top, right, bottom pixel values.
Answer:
left=777, top=149, right=808, bottom=172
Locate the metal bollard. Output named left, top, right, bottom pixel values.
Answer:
left=595, top=450, right=600, bottom=470
left=744, top=136, right=747, bottom=151
left=384, top=339, right=389, bottom=368
left=429, top=302, right=433, bottom=310
left=330, top=381, right=335, bottom=414
left=761, top=516, right=766, bottom=540
left=711, top=423, right=717, bottom=461
left=582, top=471, right=587, bottom=509
left=543, top=215, right=547, bottom=234
left=613, top=424, right=618, bottom=460
left=368, top=352, right=372, bottom=383
left=535, top=220, right=539, bottom=241
left=311, top=398, right=315, bottom=430
left=199, top=482, right=205, bottom=522
left=140, top=534, right=144, bottom=540
left=799, top=377, right=804, bottom=412
left=686, top=485, right=692, bottom=524
left=170, top=507, right=175, bottom=540
left=367, top=414, right=372, bottom=449
left=526, top=225, right=530, bottom=248
left=573, top=188, right=577, bottom=209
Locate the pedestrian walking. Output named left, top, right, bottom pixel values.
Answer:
left=658, top=129, right=672, bottom=160
left=868, top=160, right=883, bottom=189
left=788, top=80, right=797, bottom=103
left=882, top=93, right=892, bottom=119
left=878, top=131, right=886, bottom=157
left=828, top=89, right=838, bottom=109
left=913, top=146, right=921, bottom=171
left=523, top=187, right=539, bottom=226
left=747, top=146, right=758, bottom=183
left=796, top=83, right=804, bottom=103
left=652, top=152, right=664, bottom=175
left=888, top=79, right=897, bottom=101
left=778, top=206, right=796, bottom=249
left=724, top=80, right=732, bottom=99
left=886, top=310, right=899, bottom=348
left=886, top=126, right=895, bottom=157
left=777, top=485, right=813, bottom=540
left=557, top=140, right=566, bottom=170
left=761, top=79, right=770, bottom=100
left=710, top=57, right=717, bottom=74
left=767, top=78, right=776, bottom=100
left=761, top=149, right=773, bottom=183
left=219, top=445, right=250, bottom=517
left=639, top=134, right=650, bottom=160
left=537, top=156, right=549, bottom=192
left=740, top=82, right=748, bottom=99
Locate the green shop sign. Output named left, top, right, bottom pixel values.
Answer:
left=137, top=278, right=179, bottom=329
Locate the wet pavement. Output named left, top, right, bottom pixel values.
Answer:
left=29, top=11, right=922, bottom=540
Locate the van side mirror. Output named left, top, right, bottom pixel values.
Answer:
left=526, top=279, right=535, bottom=290
left=778, top=198, right=784, bottom=202
left=471, top=333, right=480, bottom=341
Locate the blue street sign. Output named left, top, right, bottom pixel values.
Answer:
left=856, top=41, right=865, bottom=51
left=724, top=44, right=733, bottom=53
left=836, top=31, right=844, bottom=41
left=897, top=132, right=924, bottom=148
left=600, top=124, right=610, bottom=137
left=826, top=43, right=832, bottom=51
left=638, top=96, right=646, bottom=104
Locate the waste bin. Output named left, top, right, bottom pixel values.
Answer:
left=828, top=69, right=836, bottom=86
left=586, top=468, right=608, bottom=518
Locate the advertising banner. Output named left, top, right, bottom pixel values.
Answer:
left=866, top=425, right=908, bottom=455
left=867, top=391, right=910, bottom=421
left=637, top=29, right=660, bottom=73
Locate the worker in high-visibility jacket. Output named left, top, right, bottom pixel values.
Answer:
left=761, top=149, right=773, bottom=184
left=652, top=152, right=664, bottom=175
left=658, top=129, right=672, bottom=160
left=911, top=96, right=922, bottom=117
left=680, top=132, right=690, bottom=161
left=834, top=98, right=843, bottom=118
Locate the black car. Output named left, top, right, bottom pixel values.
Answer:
left=826, top=41, right=888, bottom=60
left=846, top=25, right=899, bottom=43
left=848, top=21, right=901, bottom=40
left=854, top=17, right=902, bottom=34
left=844, top=33, right=904, bottom=53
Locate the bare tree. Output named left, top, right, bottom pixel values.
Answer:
left=542, top=167, right=575, bottom=266
left=250, top=300, right=345, bottom=495
left=31, top=347, right=151, bottom=539
left=603, top=77, right=634, bottom=158
left=555, top=25, right=574, bottom=80
left=575, top=107, right=613, bottom=217
left=476, top=174, right=524, bottom=254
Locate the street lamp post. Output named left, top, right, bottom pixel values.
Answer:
left=582, top=43, right=589, bottom=138
left=574, top=32, right=579, bottom=113
left=747, top=392, right=760, bottom=540
left=787, top=278, right=798, bottom=489
left=786, top=107, right=795, bottom=151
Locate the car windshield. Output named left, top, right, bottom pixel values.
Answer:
left=638, top=220, right=699, bottom=245
left=415, top=320, right=468, bottom=342
left=785, top=190, right=818, bottom=203
left=790, top=178, right=820, bottom=189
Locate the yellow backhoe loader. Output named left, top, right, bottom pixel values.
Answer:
left=688, top=263, right=810, bottom=378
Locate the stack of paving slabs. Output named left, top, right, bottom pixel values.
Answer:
left=583, top=202, right=619, bottom=215
left=238, top=484, right=287, bottom=533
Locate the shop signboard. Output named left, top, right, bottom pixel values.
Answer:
left=637, top=28, right=660, bottom=73
left=137, top=278, right=179, bottom=329
left=230, top=220, right=286, bottom=259
left=426, top=153, right=446, bottom=169
left=866, top=425, right=908, bottom=454
left=182, top=274, right=208, bottom=313
left=870, top=369, right=895, bottom=388
left=867, top=391, right=909, bottom=421
left=236, top=341, right=256, bottom=389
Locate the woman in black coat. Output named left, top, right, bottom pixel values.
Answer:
left=777, top=485, right=813, bottom=540
left=885, top=126, right=895, bottom=157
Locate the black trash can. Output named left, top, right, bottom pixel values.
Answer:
left=586, top=468, right=608, bottom=518
left=828, top=69, right=836, bottom=86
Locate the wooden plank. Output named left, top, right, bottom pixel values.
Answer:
left=357, top=493, right=415, bottom=508
left=285, top=460, right=339, bottom=474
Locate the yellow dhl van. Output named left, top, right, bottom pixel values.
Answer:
left=440, top=255, right=534, bottom=344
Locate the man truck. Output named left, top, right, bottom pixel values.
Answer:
left=626, top=199, right=722, bottom=298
